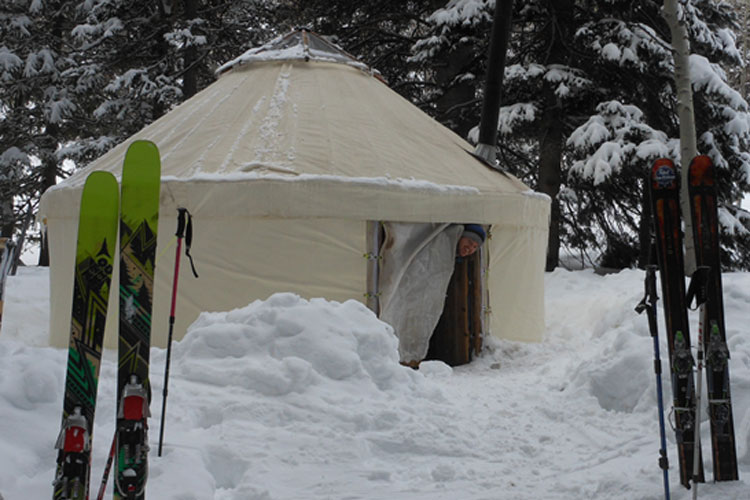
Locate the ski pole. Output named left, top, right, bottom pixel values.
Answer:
left=96, top=432, right=116, bottom=500
left=686, top=266, right=710, bottom=499
left=636, top=264, right=670, bottom=500
left=157, top=209, right=186, bottom=457
left=158, top=208, right=197, bottom=456
left=692, top=318, right=704, bottom=500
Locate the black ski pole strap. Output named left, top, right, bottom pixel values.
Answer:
left=636, top=265, right=660, bottom=338
left=635, top=240, right=658, bottom=315
left=176, top=208, right=188, bottom=239
left=685, top=266, right=710, bottom=310
left=635, top=265, right=658, bottom=315
left=177, top=208, right=199, bottom=278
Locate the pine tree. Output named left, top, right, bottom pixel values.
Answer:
left=411, top=0, right=750, bottom=270
left=566, top=0, right=750, bottom=269
left=1, top=1, right=273, bottom=259
left=70, top=0, right=273, bottom=142
left=0, top=0, right=102, bottom=258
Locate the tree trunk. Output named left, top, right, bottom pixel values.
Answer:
left=538, top=92, right=563, bottom=271
left=182, top=0, right=198, bottom=99
left=638, top=178, right=651, bottom=268
left=0, top=199, right=14, bottom=238
left=36, top=122, right=60, bottom=267
left=434, top=42, right=477, bottom=140
left=34, top=4, right=66, bottom=266
left=740, top=0, right=749, bottom=97
left=475, top=0, right=514, bottom=164
left=427, top=0, right=476, bottom=139
left=536, top=0, right=573, bottom=271
left=662, top=0, right=698, bottom=274
left=38, top=229, right=49, bottom=266
left=36, top=163, right=56, bottom=266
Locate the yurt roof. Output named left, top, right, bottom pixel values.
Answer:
left=40, top=30, right=549, bottom=228
left=217, top=29, right=376, bottom=76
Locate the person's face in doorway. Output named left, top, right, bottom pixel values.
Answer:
left=457, top=236, right=479, bottom=257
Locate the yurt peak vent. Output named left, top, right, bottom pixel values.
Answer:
left=217, top=29, right=380, bottom=78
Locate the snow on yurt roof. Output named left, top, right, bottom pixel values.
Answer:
left=217, top=29, right=375, bottom=75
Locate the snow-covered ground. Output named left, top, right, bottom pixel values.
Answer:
left=0, top=266, right=749, bottom=499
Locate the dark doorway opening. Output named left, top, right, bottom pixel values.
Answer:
left=426, top=250, right=483, bottom=366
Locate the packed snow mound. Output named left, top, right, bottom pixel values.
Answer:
left=0, top=342, right=58, bottom=411
left=174, top=293, right=429, bottom=396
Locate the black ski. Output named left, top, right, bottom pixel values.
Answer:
left=648, top=158, right=703, bottom=488
left=687, top=155, right=738, bottom=481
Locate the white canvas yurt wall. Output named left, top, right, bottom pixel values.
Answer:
left=38, top=31, right=550, bottom=350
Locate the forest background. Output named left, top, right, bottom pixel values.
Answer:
left=2, top=0, right=750, bottom=271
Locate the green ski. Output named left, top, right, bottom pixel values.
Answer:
left=115, top=140, right=161, bottom=500
left=53, top=171, right=119, bottom=500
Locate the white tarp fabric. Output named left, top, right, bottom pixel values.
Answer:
left=378, top=223, right=464, bottom=362
left=37, top=30, right=550, bottom=350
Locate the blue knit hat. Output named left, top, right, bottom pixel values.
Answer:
left=462, top=224, right=486, bottom=245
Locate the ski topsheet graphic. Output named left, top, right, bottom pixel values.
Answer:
left=687, top=155, right=739, bottom=482
left=53, top=171, right=119, bottom=500
left=648, top=158, right=703, bottom=488
left=115, top=140, right=161, bottom=500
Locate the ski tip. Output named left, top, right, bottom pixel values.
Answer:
left=122, top=140, right=162, bottom=185
left=688, top=155, right=714, bottom=186
left=123, top=140, right=161, bottom=166
left=128, top=139, right=159, bottom=152
left=81, top=171, right=120, bottom=214
left=84, top=170, right=118, bottom=186
left=650, top=158, right=678, bottom=190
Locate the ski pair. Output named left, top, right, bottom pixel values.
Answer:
left=647, top=157, right=738, bottom=490
left=53, top=140, right=161, bottom=500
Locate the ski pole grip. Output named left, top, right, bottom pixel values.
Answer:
left=176, top=208, right=188, bottom=238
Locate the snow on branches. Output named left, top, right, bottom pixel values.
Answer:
left=568, top=101, right=676, bottom=185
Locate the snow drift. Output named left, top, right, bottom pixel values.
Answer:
left=0, top=267, right=749, bottom=499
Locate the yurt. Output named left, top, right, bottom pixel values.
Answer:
left=38, top=30, right=550, bottom=353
